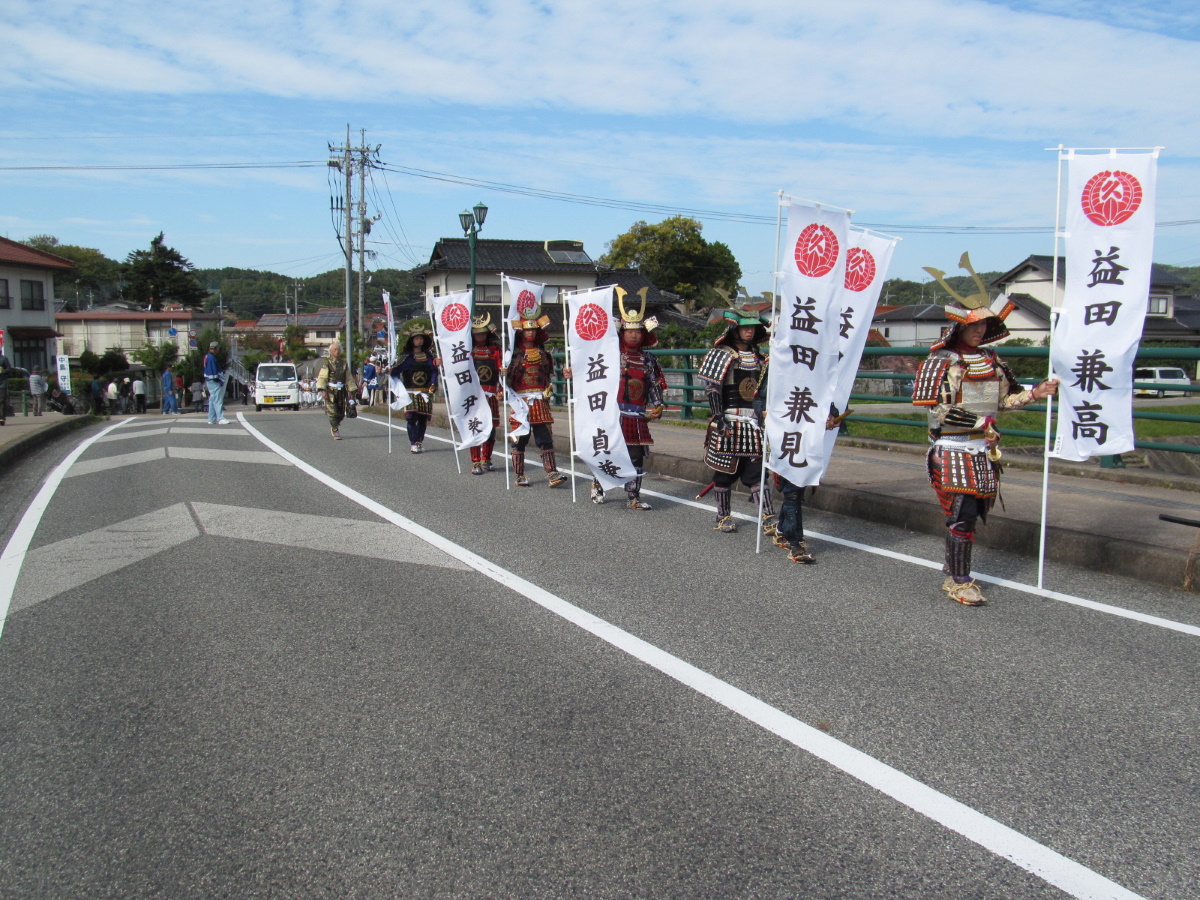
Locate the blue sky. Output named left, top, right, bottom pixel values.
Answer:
left=4, top=0, right=1199, bottom=302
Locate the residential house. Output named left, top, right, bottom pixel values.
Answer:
left=991, top=254, right=1195, bottom=343
left=55, top=305, right=223, bottom=359
left=414, top=238, right=690, bottom=336
left=236, top=308, right=347, bottom=356
left=0, top=236, right=75, bottom=371
left=872, top=303, right=948, bottom=347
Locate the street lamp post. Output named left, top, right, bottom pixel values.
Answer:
left=459, top=201, right=488, bottom=305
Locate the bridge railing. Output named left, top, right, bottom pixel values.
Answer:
left=548, top=345, right=1200, bottom=457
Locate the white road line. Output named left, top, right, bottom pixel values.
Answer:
left=167, top=447, right=291, bottom=465
left=94, top=427, right=171, bottom=443
left=356, top=415, right=1200, bottom=638
left=0, top=418, right=130, bottom=639
left=64, top=447, right=167, bottom=477
left=240, top=412, right=1145, bottom=900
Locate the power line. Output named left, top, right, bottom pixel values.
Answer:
left=0, top=161, right=323, bottom=171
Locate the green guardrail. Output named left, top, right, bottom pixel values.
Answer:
left=547, top=345, right=1200, bottom=456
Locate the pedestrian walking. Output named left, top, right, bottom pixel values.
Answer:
left=316, top=341, right=357, bottom=439
left=161, top=365, right=180, bottom=415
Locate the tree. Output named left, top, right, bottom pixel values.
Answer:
left=130, top=340, right=180, bottom=377
left=22, top=235, right=121, bottom=305
left=97, top=348, right=129, bottom=376
left=122, top=233, right=208, bottom=311
left=78, top=349, right=102, bottom=376
left=600, top=216, right=742, bottom=311
left=283, top=325, right=315, bottom=363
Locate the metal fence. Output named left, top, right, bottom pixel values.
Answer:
left=547, top=345, right=1200, bottom=458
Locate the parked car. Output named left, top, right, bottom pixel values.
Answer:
left=254, top=362, right=301, bottom=411
left=1133, top=366, right=1192, bottom=398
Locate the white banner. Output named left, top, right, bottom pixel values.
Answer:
left=56, top=355, right=72, bottom=393
left=501, top=275, right=547, bottom=437
left=766, top=201, right=850, bottom=486
left=824, top=230, right=898, bottom=458
left=566, top=286, right=638, bottom=491
left=1052, top=151, right=1158, bottom=461
left=432, top=291, right=490, bottom=449
left=381, top=290, right=396, bottom=365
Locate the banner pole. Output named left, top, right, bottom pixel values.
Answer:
left=1037, top=146, right=1066, bottom=590
left=757, top=191, right=786, bottom=555
left=562, top=289, right=577, bottom=503
left=429, top=310, right=462, bottom=474
left=500, top=274, right=512, bottom=491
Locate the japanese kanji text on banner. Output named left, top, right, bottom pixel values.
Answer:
left=824, top=230, right=898, bottom=459
left=766, top=201, right=850, bottom=486
left=1051, top=151, right=1159, bottom=461
left=566, top=287, right=638, bottom=492
left=433, top=291, right=490, bottom=448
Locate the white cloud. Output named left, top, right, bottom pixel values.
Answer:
left=6, top=0, right=1199, bottom=151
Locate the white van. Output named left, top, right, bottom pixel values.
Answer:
left=254, top=362, right=301, bottom=410
left=1133, top=366, right=1192, bottom=398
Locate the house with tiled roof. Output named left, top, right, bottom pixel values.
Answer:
left=992, top=254, right=1196, bottom=343
left=55, top=308, right=223, bottom=359
left=0, top=236, right=75, bottom=371
left=414, top=238, right=694, bottom=335
left=225, top=308, right=348, bottom=356
left=872, top=303, right=949, bottom=346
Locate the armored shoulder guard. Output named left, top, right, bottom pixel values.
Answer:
left=697, top=346, right=736, bottom=385
left=913, top=351, right=954, bottom=407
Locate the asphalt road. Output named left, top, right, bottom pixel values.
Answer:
left=0, top=410, right=1197, bottom=899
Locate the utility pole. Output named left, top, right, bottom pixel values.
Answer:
left=328, top=127, right=381, bottom=369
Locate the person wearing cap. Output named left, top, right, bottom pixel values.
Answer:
left=390, top=321, right=439, bottom=453
left=585, top=287, right=666, bottom=509
left=697, top=306, right=775, bottom=533
left=468, top=313, right=503, bottom=475
left=504, top=302, right=567, bottom=487
left=316, top=340, right=357, bottom=439
left=915, top=253, right=1059, bottom=606
left=203, top=340, right=229, bottom=425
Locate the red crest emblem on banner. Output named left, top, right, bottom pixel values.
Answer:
left=516, top=289, right=538, bottom=317
left=844, top=248, right=876, bottom=292
left=1081, top=170, right=1143, bottom=226
left=794, top=224, right=840, bottom=278
left=575, top=303, right=609, bottom=342
left=440, top=302, right=470, bottom=332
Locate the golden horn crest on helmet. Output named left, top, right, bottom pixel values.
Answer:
left=615, top=286, right=649, bottom=324
left=922, top=252, right=990, bottom=310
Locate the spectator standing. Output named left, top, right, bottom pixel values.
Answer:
left=161, top=365, right=180, bottom=415
left=203, top=341, right=228, bottom=425
left=190, top=379, right=204, bottom=412
left=132, top=376, right=146, bottom=414
left=0, top=351, right=10, bottom=425
left=105, top=378, right=119, bottom=416
left=29, top=369, right=48, bottom=416
left=89, top=374, right=104, bottom=416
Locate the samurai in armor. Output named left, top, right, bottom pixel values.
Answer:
left=390, top=320, right=440, bottom=454
left=697, top=306, right=775, bottom=533
left=469, top=313, right=503, bottom=475
left=505, top=302, right=568, bottom=488
left=914, top=253, right=1058, bottom=605
left=588, top=287, right=667, bottom=510
left=316, top=340, right=357, bottom=440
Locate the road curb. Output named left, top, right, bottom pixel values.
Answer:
left=0, top=415, right=97, bottom=472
